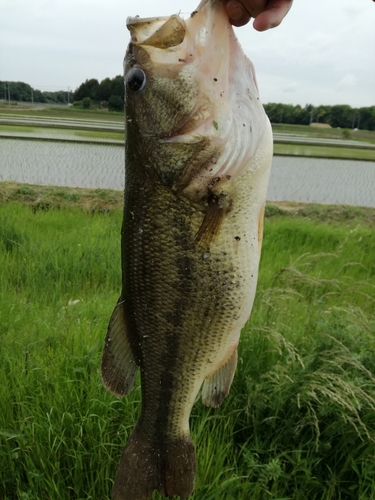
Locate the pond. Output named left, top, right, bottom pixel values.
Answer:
left=269, top=156, right=375, bottom=207
left=1, top=139, right=374, bottom=207
left=0, top=139, right=124, bottom=190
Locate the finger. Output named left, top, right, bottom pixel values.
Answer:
left=224, top=0, right=252, bottom=27
left=252, top=0, right=293, bottom=31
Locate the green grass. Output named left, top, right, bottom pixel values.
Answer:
left=0, top=125, right=124, bottom=142
left=1, top=185, right=375, bottom=499
left=0, top=104, right=124, bottom=122
left=272, top=123, right=375, bottom=145
left=0, top=125, right=37, bottom=134
left=74, top=130, right=124, bottom=141
left=274, top=143, right=375, bottom=161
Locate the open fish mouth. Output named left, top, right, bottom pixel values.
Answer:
left=125, top=0, right=222, bottom=48
left=127, top=14, right=186, bottom=49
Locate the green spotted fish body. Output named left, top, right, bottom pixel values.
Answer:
left=101, top=1, right=273, bottom=498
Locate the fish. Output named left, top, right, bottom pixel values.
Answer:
left=100, top=0, right=273, bottom=498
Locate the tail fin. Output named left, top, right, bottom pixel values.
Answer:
left=112, top=425, right=196, bottom=500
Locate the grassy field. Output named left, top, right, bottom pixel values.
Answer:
left=272, top=123, right=375, bottom=145
left=1, top=104, right=375, bottom=140
left=0, top=103, right=124, bottom=122
left=2, top=105, right=375, bottom=159
left=1, top=184, right=375, bottom=499
left=0, top=125, right=124, bottom=143
left=274, top=143, right=375, bottom=161
left=273, top=144, right=375, bottom=161
left=2, top=122, right=374, bottom=160
left=1, top=104, right=374, bottom=142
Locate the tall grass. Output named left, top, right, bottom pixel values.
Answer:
left=1, top=192, right=375, bottom=499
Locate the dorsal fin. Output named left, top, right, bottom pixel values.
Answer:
left=101, top=296, right=139, bottom=397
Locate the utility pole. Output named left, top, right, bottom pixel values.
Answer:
left=31, top=88, right=34, bottom=105
left=67, top=86, right=70, bottom=106
left=7, top=82, right=10, bottom=107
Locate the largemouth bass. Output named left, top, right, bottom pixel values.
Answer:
left=101, top=0, right=273, bottom=498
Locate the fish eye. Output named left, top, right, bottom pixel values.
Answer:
left=126, top=68, right=146, bottom=92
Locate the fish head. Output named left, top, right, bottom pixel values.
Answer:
left=125, top=13, right=195, bottom=139
left=124, top=0, right=272, bottom=202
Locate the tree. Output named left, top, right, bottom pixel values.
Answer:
left=72, top=76, right=124, bottom=110
left=314, top=105, right=330, bottom=125
left=33, top=90, right=47, bottom=103
left=43, top=90, right=68, bottom=104
left=111, top=75, right=124, bottom=99
left=108, top=95, right=123, bottom=112
left=357, top=107, right=375, bottom=131
left=328, top=105, right=352, bottom=128
left=73, top=78, right=99, bottom=101
left=0, top=81, right=32, bottom=101
left=82, top=97, right=92, bottom=109
left=96, top=78, right=112, bottom=101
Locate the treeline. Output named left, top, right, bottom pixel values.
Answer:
left=72, top=76, right=124, bottom=111
left=1, top=81, right=70, bottom=105
left=264, top=103, right=375, bottom=131
left=1, top=77, right=124, bottom=111
left=2, top=78, right=375, bottom=129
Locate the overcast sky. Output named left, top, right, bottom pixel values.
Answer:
left=1, top=0, right=374, bottom=108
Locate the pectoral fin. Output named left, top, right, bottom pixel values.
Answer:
left=194, top=192, right=231, bottom=248
left=202, top=347, right=238, bottom=408
left=101, top=296, right=139, bottom=397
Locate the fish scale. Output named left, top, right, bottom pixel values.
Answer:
left=101, top=0, right=273, bottom=498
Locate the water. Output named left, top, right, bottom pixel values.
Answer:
left=1, top=138, right=375, bottom=207
left=268, top=156, right=375, bottom=207
left=0, top=139, right=124, bottom=190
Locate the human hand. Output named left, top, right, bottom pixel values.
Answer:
left=224, top=0, right=293, bottom=30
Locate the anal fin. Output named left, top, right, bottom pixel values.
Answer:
left=202, top=347, right=238, bottom=408
left=101, top=295, right=139, bottom=397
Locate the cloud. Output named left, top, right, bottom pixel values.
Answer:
left=336, top=75, right=358, bottom=90
left=281, top=82, right=298, bottom=94
left=1, top=0, right=374, bottom=107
